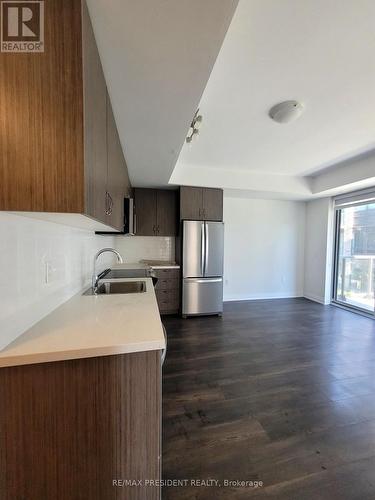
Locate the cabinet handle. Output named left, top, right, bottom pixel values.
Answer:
left=108, top=193, right=113, bottom=215
left=198, top=208, right=201, bottom=217
left=161, top=324, right=167, bottom=365
left=106, top=193, right=113, bottom=216
left=105, top=192, right=110, bottom=215
left=153, top=225, right=156, bottom=234
left=157, top=225, right=160, bottom=234
left=134, top=214, right=137, bottom=234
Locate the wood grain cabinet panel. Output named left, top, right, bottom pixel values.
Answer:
left=134, top=188, right=177, bottom=236
left=134, top=188, right=158, bottom=236
left=0, top=351, right=162, bottom=500
left=106, top=93, right=132, bottom=231
left=83, top=0, right=107, bottom=222
left=180, top=187, right=203, bottom=220
left=154, top=268, right=180, bottom=314
left=0, top=0, right=84, bottom=213
left=202, top=187, right=223, bottom=221
left=0, top=0, right=131, bottom=231
left=180, top=186, right=223, bottom=221
left=156, top=190, right=178, bottom=236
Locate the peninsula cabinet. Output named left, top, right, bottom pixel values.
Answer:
left=0, top=351, right=162, bottom=500
left=0, top=0, right=130, bottom=232
left=180, top=186, right=223, bottom=221
left=134, top=188, right=178, bottom=236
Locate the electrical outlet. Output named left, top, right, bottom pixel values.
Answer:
left=43, top=259, right=60, bottom=284
left=44, top=261, right=52, bottom=284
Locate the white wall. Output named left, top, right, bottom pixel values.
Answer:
left=0, top=214, right=116, bottom=350
left=113, top=236, right=175, bottom=263
left=223, top=196, right=305, bottom=301
left=303, top=198, right=334, bottom=304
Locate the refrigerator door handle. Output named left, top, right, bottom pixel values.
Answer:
left=204, top=222, right=209, bottom=276
left=184, top=278, right=222, bottom=283
left=201, top=222, right=205, bottom=276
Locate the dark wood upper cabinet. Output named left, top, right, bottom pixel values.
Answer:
left=0, top=0, right=130, bottom=231
left=134, top=188, right=157, bottom=236
left=156, top=190, right=178, bottom=236
left=83, top=0, right=107, bottom=223
left=180, top=186, right=223, bottom=221
left=180, top=187, right=204, bottom=220
left=202, top=187, right=223, bottom=221
left=106, top=93, right=132, bottom=231
left=134, top=188, right=178, bottom=236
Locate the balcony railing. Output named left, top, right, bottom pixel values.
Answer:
left=336, top=255, right=375, bottom=311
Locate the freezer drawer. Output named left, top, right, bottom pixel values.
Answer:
left=182, top=277, right=223, bottom=316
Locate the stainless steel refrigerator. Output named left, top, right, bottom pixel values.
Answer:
left=182, top=220, right=224, bottom=317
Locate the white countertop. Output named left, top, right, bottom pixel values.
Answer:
left=111, top=262, right=180, bottom=270
left=139, top=260, right=180, bottom=270
left=0, top=278, right=165, bottom=368
left=111, top=262, right=150, bottom=270
left=149, top=264, right=180, bottom=269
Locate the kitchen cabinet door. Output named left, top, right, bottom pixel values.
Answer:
left=156, top=190, right=178, bottom=236
left=106, top=93, right=132, bottom=231
left=0, top=351, right=162, bottom=499
left=135, top=188, right=157, bottom=235
left=0, top=0, right=85, bottom=213
left=154, top=268, right=180, bottom=314
left=202, top=188, right=223, bottom=221
left=83, top=0, right=108, bottom=223
left=180, top=186, right=203, bottom=220
left=0, top=0, right=132, bottom=232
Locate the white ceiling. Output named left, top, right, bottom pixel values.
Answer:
left=173, top=0, right=375, bottom=199
left=86, top=0, right=238, bottom=188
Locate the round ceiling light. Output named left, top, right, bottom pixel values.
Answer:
left=269, top=100, right=304, bottom=124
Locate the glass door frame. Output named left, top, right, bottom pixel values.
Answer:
left=332, top=203, right=375, bottom=318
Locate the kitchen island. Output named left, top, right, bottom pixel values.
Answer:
left=0, top=277, right=164, bottom=500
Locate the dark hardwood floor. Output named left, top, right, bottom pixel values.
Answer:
left=162, top=298, right=375, bottom=500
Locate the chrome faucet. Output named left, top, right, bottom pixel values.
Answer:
left=92, top=248, right=123, bottom=293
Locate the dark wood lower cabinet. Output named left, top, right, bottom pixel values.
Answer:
left=0, top=351, right=161, bottom=500
left=154, top=269, right=180, bottom=315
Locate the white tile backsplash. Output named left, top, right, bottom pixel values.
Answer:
left=113, top=236, right=175, bottom=263
left=0, top=214, right=176, bottom=351
left=0, top=213, right=116, bottom=350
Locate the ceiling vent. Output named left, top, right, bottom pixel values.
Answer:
left=269, top=100, right=304, bottom=124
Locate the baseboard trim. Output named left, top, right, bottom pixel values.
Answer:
left=303, top=294, right=328, bottom=305
left=224, top=293, right=303, bottom=302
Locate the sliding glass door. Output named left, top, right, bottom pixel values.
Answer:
left=333, top=193, right=375, bottom=315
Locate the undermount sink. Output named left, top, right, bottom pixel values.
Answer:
left=97, top=281, right=146, bottom=294
left=101, top=268, right=158, bottom=287
left=103, top=269, right=150, bottom=279
left=84, top=280, right=146, bottom=295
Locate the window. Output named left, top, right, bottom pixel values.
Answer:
left=333, top=190, right=375, bottom=315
